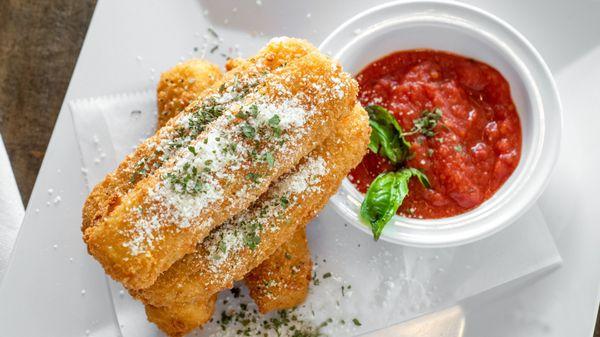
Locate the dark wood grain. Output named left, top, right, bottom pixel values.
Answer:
left=0, top=0, right=96, bottom=204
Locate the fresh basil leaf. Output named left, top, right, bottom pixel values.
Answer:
left=360, top=168, right=430, bottom=240
left=365, top=105, right=411, bottom=164
left=403, top=167, right=431, bottom=189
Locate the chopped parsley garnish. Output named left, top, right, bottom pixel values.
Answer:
left=241, top=123, right=256, bottom=138
left=242, top=221, right=262, bottom=250
left=164, top=162, right=206, bottom=195
left=129, top=158, right=149, bottom=183
left=185, top=101, right=226, bottom=141
left=322, top=272, right=332, bottom=279
left=268, top=114, right=283, bottom=137
left=280, top=196, right=289, bottom=208
left=264, top=152, right=275, bottom=167
left=188, top=146, right=197, bottom=155
left=268, top=114, right=281, bottom=127
left=248, top=104, right=259, bottom=117
left=352, top=318, right=362, bottom=326
left=207, top=27, right=219, bottom=38
left=246, top=172, right=261, bottom=183
left=236, top=105, right=259, bottom=120
left=404, top=107, right=443, bottom=137
left=218, top=240, right=227, bottom=254
left=244, top=234, right=260, bottom=250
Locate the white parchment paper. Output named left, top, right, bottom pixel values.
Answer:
left=0, top=135, right=25, bottom=282
left=70, top=92, right=561, bottom=337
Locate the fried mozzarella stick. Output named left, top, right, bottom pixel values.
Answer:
left=82, top=38, right=316, bottom=233
left=84, top=39, right=358, bottom=290
left=145, top=229, right=312, bottom=337
left=145, top=295, right=217, bottom=337
left=157, top=57, right=314, bottom=314
left=135, top=103, right=370, bottom=307
left=157, top=59, right=222, bottom=128
left=245, top=227, right=313, bottom=313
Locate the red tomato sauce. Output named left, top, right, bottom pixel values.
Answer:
left=349, top=50, right=522, bottom=219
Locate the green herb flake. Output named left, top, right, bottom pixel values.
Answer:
left=241, top=124, right=256, bottom=139
left=248, top=104, right=259, bottom=117
left=352, top=318, right=362, bottom=326
left=207, top=27, right=219, bottom=38
left=405, top=107, right=443, bottom=138
left=188, top=146, right=197, bottom=155
left=265, top=152, right=275, bottom=167
left=218, top=240, right=227, bottom=254
left=313, top=277, right=320, bottom=286
left=244, top=232, right=261, bottom=250
left=268, top=114, right=281, bottom=127
left=322, top=272, right=332, bottom=279
left=246, top=172, right=261, bottom=183
left=280, top=196, right=289, bottom=208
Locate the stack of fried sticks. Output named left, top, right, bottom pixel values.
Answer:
left=82, top=38, right=370, bottom=337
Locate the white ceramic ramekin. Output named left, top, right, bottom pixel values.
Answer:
left=321, top=0, right=562, bottom=247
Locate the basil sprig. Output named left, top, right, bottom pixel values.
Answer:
left=359, top=104, right=439, bottom=240
left=360, top=168, right=430, bottom=241
left=366, top=105, right=411, bottom=164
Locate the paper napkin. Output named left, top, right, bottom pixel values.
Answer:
left=70, top=92, right=561, bottom=337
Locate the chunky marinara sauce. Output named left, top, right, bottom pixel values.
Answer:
left=349, top=50, right=522, bottom=219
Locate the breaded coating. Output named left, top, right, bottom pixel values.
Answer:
left=146, top=229, right=312, bottom=337
left=82, top=38, right=317, bottom=234
left=245, top=227, right=312, bottom=313
left=157, top=59, right=223, bottom=128
left=145, top=294, right=217, bottom=337
left=155, top=57, right=314, bottom=315
left=83, top=38, right=358, bottom=290
left=134, top=104, right=370, bottom=307
left=225, top=57, right=244, bottom=72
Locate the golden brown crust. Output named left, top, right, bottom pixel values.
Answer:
left=145, top=229, right=312, bottom=336
left=157, top=59, right=223, bottom=128
left=154, top=57, right=314, bottom=315
left=83, top=39, right=357, bottom=290
left=245, top=227, right=312, bottom=314
left=145, top=295, right=217, bottom=337
left=134, top=104, right=370, bottom=307
left=81, top=38, right=317, bottom=235
left=225, top=57, right=244, bottom=72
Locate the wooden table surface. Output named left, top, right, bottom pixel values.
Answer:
left=0, top=1, right=598, bottom=335
left=0, top=0, right=96, bottom=204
